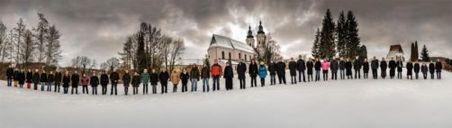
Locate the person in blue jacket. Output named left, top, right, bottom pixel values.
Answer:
left=258, top=62, right=268, bottom=87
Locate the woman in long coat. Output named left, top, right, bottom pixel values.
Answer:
left=223, top=62, right=234, bottom=90
left=170, top=68, right=181, bottom=92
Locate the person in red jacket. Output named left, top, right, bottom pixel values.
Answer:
left=81, top=73, right=90, bottom=94
left=210, top=59, right=222, bottom=91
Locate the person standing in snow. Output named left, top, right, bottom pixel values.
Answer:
left=224, top=62, right=234, bottom=90
left=314, top=58, right=321, bottom=82
left=149, top=69, right=159, bottom=94
left=388, top=58, right=396, bottom=79
left=210, top=60, right=222, bottom=91
left=363, top=59, right=370, bottom=79
left=47, top=71, right=54, bottom=91
left=429, top=61, right=435, bottom=79
left=122, top=70, right=131, bottom=95
left=380, top=58, right=388, bottom=79
left=13, top=68, right=19, bottom=87
left=306, top=59, right=314, bottom=82
left=371, top=57, right=379, bottom=79
left=100, top=71, right=109, bottom=95
left=32, top=69, right=41, bottom=90
left=26, top=69, right=33, bottom=89
left=339, top=58, right=346, bottom=80
left=258, top=62, right=268, bottom=87
left=435, top=60, right=442, bottom=79
left=268, top=61, right=277, bottom=85
left=249, top=59, right=259, bottom=87
left=40, top=70, right=48, bottom=91
left=132, top=72, right=141, bottom=95
left=80, top=73, right=90, bottom=94
left=171, top=68, right=181, bottom=92
left=180, top=69, right=190, bottom=92
left=70, top=71, right=80, bottom=95
left=421, top=63, right=428, bottom=79
left=17, top=69, right=25, bottom=88
left=345, top=59, right=353, bottom=79
left=62, top=71, right=70, bottom=94
left=288, top=58, right=297, bottom=84
left=330, top=58, right=339, bottom=80
left=201, top=64, right=210, bottom=92
left=277, top=60, right=287, bottom=84
left=140, top=69, right=149, bottom=94
left=6, top=65, right=14, bottom=87
left=236, top=60, right=247, bottom=89
left=159, top=68, right=169, bottom=94
left=406, top=61, right=413, bottom=80
left=396, top=59, right=403, bottom=79
left=414, top=62, right=420, bottom=79
left=297, top=57, right=306, bottom=82
left=90, top=71, right=99, bottom=95
left=54, top=70, right=62, bottom=92
left=110, top=69, right=120, bottom=95
left=353, top=58, right=362, bottom=79
left=321, top=59, right=330, bottom=81
left=190, top=64, right=200, bottom=92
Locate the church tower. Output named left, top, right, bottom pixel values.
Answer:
left=246, top=25, right=255, bottom=48
left=256, top=21, right=266, bottom=47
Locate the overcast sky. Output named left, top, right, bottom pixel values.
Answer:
left=1, top=0, right=451, bottom=66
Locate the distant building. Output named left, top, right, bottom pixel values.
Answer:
left=207, top=34, right=256, bottom=66
left=386, top=44, right=405, bottom=61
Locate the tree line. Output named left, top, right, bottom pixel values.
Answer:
left=0, top=13, right=62, bottom=66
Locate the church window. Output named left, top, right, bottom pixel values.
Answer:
left=221, top=51, right=225, bottom=59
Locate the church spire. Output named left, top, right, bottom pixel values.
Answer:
left=247, top=25, right=253, bottom=38
left=257, top=20, right=265, bottom=34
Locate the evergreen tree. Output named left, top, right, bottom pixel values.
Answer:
left=336, top=11, right=347, bottom=58
left=421, top=45, right=430, bottom=62
left=22, top=30, right=34, bottom=64
left=33, top=13, right=49, bottom=63
left=319, top=9, right=336, bottom=59
left=45, top=25, right=62, bottom=65
left=136, top=23, right=147, bottom=73
left=345, top=11, right=361, bottom=59
left=311, top=28, right=320, bottom=58
left=414, top=41, right=419, bottom=61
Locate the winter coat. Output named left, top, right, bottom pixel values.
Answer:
left=26, top=71, right=33, bottom=83
left=380, top=61, right=388, bottom=70
left=321, top=61, right=330, bottom=71
left=109, top=72, right=120, bottom=84
left=80, top=76, right=90, bottom=86
left=297, top=59, right=306, bottom=71
left=223, top=65, right=234, bottom=79
left=371, top=60, right=379, bottom=70
left=236, top=62, right=247, bottom=79
left=122, top=73, right=131, bottom=86
left=14, top=70, right=20, bottom=81
left=249, top=63, right=258, bottom=77
left=314, top=61, right=321, bottom=71
left=40, top=73, right=48, bottom=83
left=18, top=71, right=25, bottom=85
left=71, top=73, right=80, bottom=87
left=62, top=75, right=70, bottom=87
left=429, top=63, right=435, bottom=74
left=288, top=61, right=297, bottom=76
left=90, top=75, right=99, bottom=87
left=190, top=67, right=200, bottom=81
left=48, top=74, right=55, bottom=83
left=330, top=60, right=339, bottom=71
left=306, top=61, right=313, bottom=74
left=339, top=60, right=345, bottom=70
left=180, top=72, right=190, bottom=84
left=149, top=72, right=159, bottom=85
left=100, top=74, right=109, bottom=86
left=397, top=61, right=403, bottom=72
left=201, top=66, right=210, bottom=79
left=258, top=65, right=268, bottom=79
left=6, top=68, right=14, bottom=79
left=414, top=63, right=420, bottom=73
left=132, top=74, right=141, bottom=87
left=268, top=62, right=276, bottom=75
left=140, top=73, right=150, bottom=84
left=277, top=61, right=286, bottom=75
left=363, top=61, right=370, bottom=73
left=345, top=61, right=353, bottom=75
left=159, top=71, right=169, bottom=84
left=389, top=60, right=396, bottom=70
left=54, top=72, right=62, bottom=84
left=171, top=70, right=181, bottom=85
left=210, top=64, right=222, bottom=77
left=406, top=62, right=413, bottom=75
left=353, top=60, right=362, bottom=70
left=436, top=62, right=442, bottom=72
left=421, top=65, right=428, bottom=74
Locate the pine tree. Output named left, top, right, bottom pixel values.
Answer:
left=22, top=30, right=34, bottom=64
left=414, top=41, right=419, bottom=61
left=45, top=25, right=61, bottom=65
left=33, top=13, right=49, bottom=63
left=319, top=9, right=336, bottom=59
left=336, top=11, right=347, bottom=58
left=421, top=45, right=430, bottom=62
left=345, top=11, right=361, bottom=59
left=311, top=28, right=320, bottom=58
left=136, top=23, right=147, bottom=73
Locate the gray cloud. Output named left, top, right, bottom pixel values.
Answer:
left=1, top=0, right=451, bottom=66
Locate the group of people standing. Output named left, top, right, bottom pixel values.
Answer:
left=3, top=56, right=444, bottom=96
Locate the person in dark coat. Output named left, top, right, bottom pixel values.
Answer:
left=40, top=71, right=48, bottom=91
left=224, top=62, right=234, bottom=90
left=388, top=58, right=396, bottom=79
left=62, top=71, right=70, bottom=94
left=306, top=59, right=314, bottom=82
left=90, top=71, right=99, bottom=95
left=339, top=58, right=346, bottom=79
left=100, top=71, right=109, bottom=95
left=414, top=62, right=420, bottom=79
left=297, top=57, right=306, bottom=82
left=18, top=69, right=26, bottom=88
left=277, top=60, right=287, bottom=84
left=421, top=63, right=428, bottom=79
left=429, top=61, right=435, bottom=79
left=122, top=70, right=131, bottom=95
left=363, top=59, right=370, bottom=79
left=268, top=61, right=277, bottom=85
left=180, top=69, right=190, bottom=92
left=80, top=73, right=90, bottom=94
left=54, top=70, right=62, bottom=92
left=380, top=58, right=387, bottom=79
left=353, top=58, right=362, bottom=79
left=436, top=60, right=442, bottom=79
left=314, top=58, right=321, bottom=81
left=131, top=71, right=141, bottom=95
left=189, top=65, right=200, bottom=92
left=159, top=68, right=169, bottom=94
left=110, top=69, right=120, bottom=95
left=26, top=69, right=33, bottom=89
left=236, top=60, right=247, bottom=89
left=249, top=59, right=259, bottom=87
left=371, top=57, right=379, bottom=79
left=13, top=68, right=20, bottom=87
left=345, top=59, right=353, bottom=79
left=330, top=58, right=339, bottom=80
left=201, top=65, right=210, bottom=92
left=288, top=58, right=297, bottom=84
left=71, top=71, right=80, bottom=94
left=406, top=61, right=413, bottom=80
left=47, top=71, right=55, bottom=91
left=150, top=69, right=159, bottom=94
left=396, top=59, right=403, bottom=79
left=6, top=65, right=14, bottom=87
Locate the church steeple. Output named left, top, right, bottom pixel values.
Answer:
left=257, top=20, right=265, bottom=34
left=247, top=25, right=253, bottom=38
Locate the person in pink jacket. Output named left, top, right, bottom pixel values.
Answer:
left=80, top=73, right=90, bottom=94
left=321, top=59, right=330, bottom=81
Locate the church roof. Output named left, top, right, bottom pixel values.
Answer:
left=389, top=45, right=404, bottom=53
left=209, top=34, right=255, bottom=54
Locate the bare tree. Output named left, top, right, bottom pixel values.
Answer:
left=100, top=57, right=120, bottom=72
left=45, top=25, right=61, bottom=65
left=13, top=18, right=26, bottom=63
left=168, top=38, right=185, bottom=73
left=21, top=30, right=34, bottom=64
left=33, top=13, right=49, bottom=63
left=0, top=21, right=8, bottom=62
left=71, top=56, right=95, bottom=71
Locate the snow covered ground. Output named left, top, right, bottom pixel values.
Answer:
left=1, top=71, right=452, bottom=128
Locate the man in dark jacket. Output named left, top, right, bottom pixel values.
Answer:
left=131, top=72, right=141, bottom=95
left=201, top=65, right=210, bottom=92
left=90, top=71, right=99, bottom=95
left=249, top=60, right=258, bottom=87
left=363, top=59, right=370, bottom=79
left=26, top=69, right=33, bottom=89
left=6, top=65, right=14, bottom=87
left=40, top=71, right=48, bottom=91
left=429, top=61, right=435, bottom=79
left=236, top=60, right=247, bottom=89
left=122, top=70, right=131, bottom=95
left=380, top=58, right=387, bottom=79
left=71, top=71, right=80, bottom=94
left=100, top=71, right=109, bottom=95
left=314, top=58, right=321, bottom=81
left=110, top=69, right=120, bottom=95
left=54, top=70, right=62, bottom=92
left=396, top=59, right=403, bottom=79
left=277, top=61, right=287, bottom=84
left=150, top=69, right=159, bottom=94
left=436, top=60, right=442, bottom=79
left=18, top=69, right=25, bottom=88
left=288, top=58, right=297, bottom=84
left=388, top=58, right=396, bottom=79
left=62, top=71, right=70, bottom=94
left=345, top=59, right=353, bottom=79
left=47, top=71, right=55, bottom=91
left=306, top=59, right=314, bottom=82
left=421, top=63, right=428, bottom=79
left=159, top=69, right=169, bottom=94
left=353, top=58, right=362, bottom=79
left=406, top=61, right=413, bottom=80
left=189, top=65, right=200, bottom=92
left=339, top=58, right=346, bottom=79
left=414, top=62, right=420, bottom=79
left=223, top=62, right=234, bottom=90
left=268, top=61, right=276, bottom=85
left=371, top=57, right=379, bottom=79
left=297, top=57, right=306, bottom=82
left=330, top=58, right=339, bottom=80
